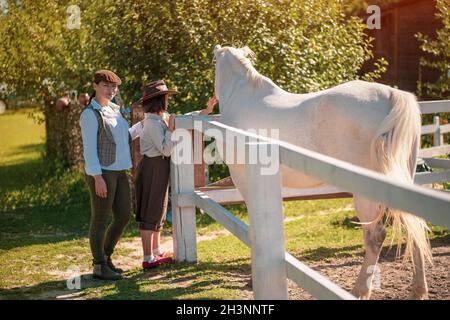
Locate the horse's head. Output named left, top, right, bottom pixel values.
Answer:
left=213, top=45, right=258, bottom=107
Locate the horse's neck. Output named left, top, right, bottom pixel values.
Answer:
left=220, top=75, right=279, bottom=115
left=220, top=76, right=313, bottom=119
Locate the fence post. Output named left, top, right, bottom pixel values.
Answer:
left=170, top=119, right=197, bottom=263
left=245, top=141, right=288, bottom=300
left=433, top=116, right=444, bottom=147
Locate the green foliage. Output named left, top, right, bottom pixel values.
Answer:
left=0, top=0, right=91, bottom=102
left=0, top=0, right=385, bottom=114
left=417, top=0, right=450, bottom=100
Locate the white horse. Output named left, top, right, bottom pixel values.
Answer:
left=213, top=45, right=432, bottom=300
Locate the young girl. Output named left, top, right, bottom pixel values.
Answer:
left=80, top=70, right=143, bottom=280
left=135, top=80, right=217, bottom=269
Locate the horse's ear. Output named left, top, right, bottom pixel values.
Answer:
left=213, top=45, right=222, bottom=56
left=241, top=46, right=255, bottom=60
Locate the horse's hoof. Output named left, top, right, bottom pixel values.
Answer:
left=408, top=287, right=429, bottom=300
left=408, top=294, right=428, bottom=300
left=350, top=288, right=371, bottom=300
left=408, top=291, right=429, bottom=300
left=358, top=293, right=371, bottom=300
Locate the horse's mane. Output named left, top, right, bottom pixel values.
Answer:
left=228, top=47, right=266, bottom=87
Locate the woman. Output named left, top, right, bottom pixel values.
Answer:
left=80, top=70, right=143, bottom=280
left=135, top=80, right=217, bottom=269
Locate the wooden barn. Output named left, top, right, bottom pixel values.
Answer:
left=361, top=0, right=443, bottom=96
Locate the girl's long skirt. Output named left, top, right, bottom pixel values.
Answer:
left=134, top=155, right=170, bottom=231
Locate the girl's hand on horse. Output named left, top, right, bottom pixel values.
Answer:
left=94, top=175, right=108, bottom=198
left=168, top=113, right=176, bottom=132
left=207, top=96, right=218, bottom=112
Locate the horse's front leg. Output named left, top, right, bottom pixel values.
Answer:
left=351, top=197, right=386, bottom=300
left=227, top=164, right=249, bottom=203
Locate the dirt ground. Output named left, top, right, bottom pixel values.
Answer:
left=239, top=238, right=450, bottom=300
left=154, top=233, right=449, bottom=300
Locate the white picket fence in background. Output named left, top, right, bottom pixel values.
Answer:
left=169, top=100, right=450, bottom=300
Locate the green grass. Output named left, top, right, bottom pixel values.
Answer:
left=0, top=108, right=448, bottom=300
left=0, top=108, right=45, bottom=166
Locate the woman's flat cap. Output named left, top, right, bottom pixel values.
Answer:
left=93, top=70, right=122, bottom=85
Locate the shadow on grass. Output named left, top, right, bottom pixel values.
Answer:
left=0, top=157, right=46, bottom=189
left=4, top=143, right=45, bottom=159
left=0, top=258, right=252, bottom=300
left=0, top=156, right=91, bottom=250
left=297, top=245, right=365, bottom=263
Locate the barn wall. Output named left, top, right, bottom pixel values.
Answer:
left=363, top=0, right=442, bottom=96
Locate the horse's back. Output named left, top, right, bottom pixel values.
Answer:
left=223, top=80, right=415, bottom=189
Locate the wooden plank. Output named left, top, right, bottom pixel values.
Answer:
left=199, top=188, right=243, bottom=205
left=415, top=170, right=450, bottom=185
left=199, top=186, right=352, bottom=205
left=204, top=176, right=234, bottom=187
left=422, top=157, right=450, bottom=169
left=419, top=145, right=450, bottom=158
left=440, top=123, right=450, bottom=134
left=193, top=131, right=206, bottom=187
left=282, top=186, right=352, bottom=200
left=245, top=150, right=288, bottom=300
left=419, top=100, right=450, bottom=114
left=433, top=116, right=444, bottom=147
left=283, top=192, right=353, bottom=201
left=170, top=121, right=197, bottom=263
left=285, top=253, right=356, bottom=300
left=192, top=191, right=250, bottom=245
left=421, top=124, right=438, bottom=135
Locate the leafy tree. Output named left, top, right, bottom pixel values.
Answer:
left=0, top=0, right=91, bottom=102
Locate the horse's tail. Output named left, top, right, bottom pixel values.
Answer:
left=370, top=89, right=432, bottom=267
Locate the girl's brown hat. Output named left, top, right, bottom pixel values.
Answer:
left=138, top=80, right=178, bottom=104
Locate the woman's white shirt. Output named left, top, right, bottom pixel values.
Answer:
left=79, top=98, right=142, bottom=176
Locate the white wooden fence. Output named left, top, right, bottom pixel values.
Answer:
left=416, top=100, right=450, bottom=184
left=170, top=100, right=450, bottom=300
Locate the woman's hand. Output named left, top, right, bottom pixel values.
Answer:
left=168, top=113, right=176, bottom=132
left=94, top=175, right=107, bottom=198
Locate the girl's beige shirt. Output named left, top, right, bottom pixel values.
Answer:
left=140, top=113, right=173, bottom=157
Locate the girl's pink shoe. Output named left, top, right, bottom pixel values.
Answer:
left=142, top=259, right=159, bottom=270
left=156, top=252, right=173, bottom=265
left=156, top=251, right=171, bottom=258
left=142, top=253, right=173, bottom=270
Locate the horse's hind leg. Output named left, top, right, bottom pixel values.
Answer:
left=351, top=197, right=386, bottom=300
left=410, top=245, right=428, bottom=299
